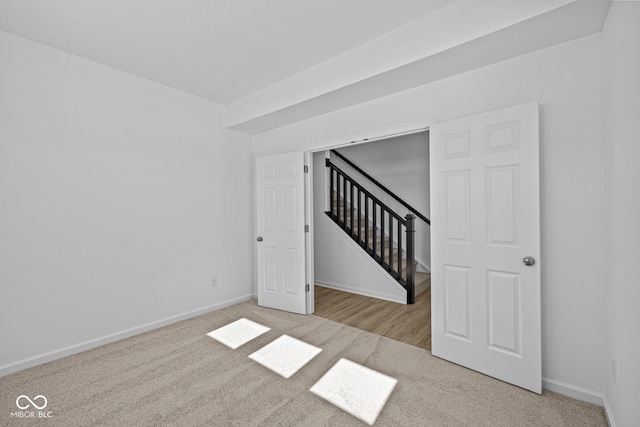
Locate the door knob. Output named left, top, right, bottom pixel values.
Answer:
left=257, top=236, right=263, bottom=242
left=523, top=256, right=535, bottom=266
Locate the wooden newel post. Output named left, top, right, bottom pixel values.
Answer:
left=405, top=214, right=416, bottom=305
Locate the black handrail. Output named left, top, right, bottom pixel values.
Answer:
left=326, top=161, right=407, bottom=224
left=330, top=149, right=430, bottom=225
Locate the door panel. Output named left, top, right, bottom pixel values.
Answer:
left=256, top=152, right=306, bottom=314
left=443, top=264, right=471, bottom=341
left=444, top=171, right=471, bottom=243
left=486, top=269, right=521, bottom=355
left=431, top=102, right=541, bottom=393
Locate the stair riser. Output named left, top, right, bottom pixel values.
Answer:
left=335, top=212, right=401, bottom=224
left=344, top=232, right=398, bottom=253
left=344, top=230, right=399, bottom=249
left=340, top=228, right=402, bottom=254
left=334, top=220, right=397, bottom=239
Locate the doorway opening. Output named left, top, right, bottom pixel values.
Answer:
left=307, top=130, right=432, bottom=350
left=257, top=102, right=541, bottom=391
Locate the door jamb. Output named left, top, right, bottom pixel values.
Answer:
left=304, top=151, right=315, bottom=314
left=303, top=126, right=430, bottom=314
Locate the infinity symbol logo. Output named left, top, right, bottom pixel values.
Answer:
left=16, top=395, right=47, bottom=410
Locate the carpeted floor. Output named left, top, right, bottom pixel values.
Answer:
left=0, top=299, right=607, bottom=426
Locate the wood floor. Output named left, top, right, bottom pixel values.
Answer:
left=313, top=285, right=432, bottom=351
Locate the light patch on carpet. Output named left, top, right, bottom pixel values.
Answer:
left=206, top=318, right=270, bottom=349
left=310, top=358, right=397, bottom=426
left=248, top=335, right=322, bottom=379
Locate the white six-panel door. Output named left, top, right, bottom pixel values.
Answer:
left=430, top=102, right=541, bottom=393
left=256, top=152, right=307, bottom=315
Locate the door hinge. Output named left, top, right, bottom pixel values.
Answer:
left=304, top=165, right=309, bottom=173
left=305, top=224, right=309, bottom=232
left=305, top=284, right=310, bottom=292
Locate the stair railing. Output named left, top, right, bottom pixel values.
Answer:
left=325, top=158, right=417, bottom=304
left=330, top=149, right=430, bottom=225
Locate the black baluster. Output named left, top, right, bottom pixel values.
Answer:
left=342, top=176, right=347, bottom=229
left=329, top=166, right=334, bottom=217
left=389, top=214, right=394, bottom=273
left=381, top=209, right=385, bottom=266
left=398, top=219, right=403, bottom=278
left=365, top=195, right=369, bottom=250
left=336, top=173, right=342, bottom=224
left=357, top=188, right=361, bottom=243
left=373, top=203, right=377, bottom=258
left=350, top=182, right=354, bottom=234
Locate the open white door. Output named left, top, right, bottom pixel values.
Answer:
left=430, top=102, right=541, bottom=393
left=256, top=152, right=307, bottom=315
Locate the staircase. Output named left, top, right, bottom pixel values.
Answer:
left=332, top=193, right=431, bottom=298
left=325, top=150, right=431, bottom=304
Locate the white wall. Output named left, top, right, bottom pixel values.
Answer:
left=254, top=33, right=607, bottom=399
left=312, top=152, right=406, bottom=303
left=334, top=131, right=430, bottom=270
left=603, top=2, right=640, bottom=426
left=0, top=31, right=254, bottom=374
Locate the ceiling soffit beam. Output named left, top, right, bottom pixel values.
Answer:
left=227, top=0, right=610, bottom=135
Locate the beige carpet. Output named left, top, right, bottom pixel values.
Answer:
left=0, top=299, right=607, bottom=426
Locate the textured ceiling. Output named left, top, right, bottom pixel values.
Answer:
left=0, top=0, right=455, bottom=104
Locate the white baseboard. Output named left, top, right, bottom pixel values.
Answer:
left=602, top=395, right=617, bottom=427
left=543, top=377, right=618, bottom=426
left=315, top=280, right=406, bottom=304
left=542, top=377, right=605, bottom=407
left=0, top=293, right=255, bottom=378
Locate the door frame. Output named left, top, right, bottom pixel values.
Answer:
left=303, top=126, right=431, bottom=314
left=281, top=103, right=542, bottom=392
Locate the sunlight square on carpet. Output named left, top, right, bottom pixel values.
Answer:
left=248, top=334, right=322, bottom=379
left=206, top=318, right=270, bottom=349
left=310, top=358, right=398, bottom=426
